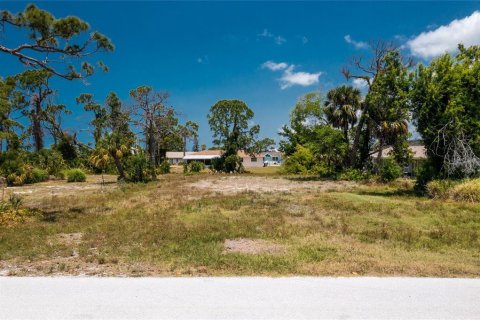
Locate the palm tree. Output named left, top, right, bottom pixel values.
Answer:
left=90, top=133, right=129, bottom=181
left=324, top=86, right=362, bottom=144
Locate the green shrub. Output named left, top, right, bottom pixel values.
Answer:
left=158, top=160, right=171, bottom=174
left=449, top=179, right=480, bottom=202
left=28, top=149, right=66, bottom=177
left=189, top=161, right=205, bottom=173
left=414, top=160, right=437, bottom=193
left=282, top=145, right=314, bottom=175
left=124, top=154, right=152, bottom=183
left=337, top=169, right=371, bottom=181
left=65, top=169, right=86, bottom=182
left=210, top=154, right=243, bottom=173
left=379, top=159, right=402, bottom=182
left=426, top=180, right=459, bottom=199
left=28, top=168, right=49, bottom=183
left=224, top=154, right=243, bottom=173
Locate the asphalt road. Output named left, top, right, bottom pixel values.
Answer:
left=1, top=277, right=479, bottom=319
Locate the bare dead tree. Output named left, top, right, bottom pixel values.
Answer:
left=431, top=122, right=480, bottom=177
left=129, top=86, right=173, bottom=171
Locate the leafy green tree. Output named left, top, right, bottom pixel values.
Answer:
left=208, top=100, right=260, bottom=155
left=411, top=45, right=480, bottom=178
left=91, top=92, right=133, bottom=180
left=13, top=70, right=54, bottom=151
left=0, top=77, right=23, bottom=151
left=0, top=4, right=113, bottom=79
left=342, top=41, right=412, bottom=167
left=279, top=92, right=324, bottom=155
left=306, top=126, right=348, bottom=174
left=208, top=100, right=263, bottom=172
left=366, top=50, right=411, bottom=165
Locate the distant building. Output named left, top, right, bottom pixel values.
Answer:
left=372, top=141, right=427, bottom=176
left=166, top=149, right=283, bottom=167
left=165, top=151, right=192, bottom=165
left=237, top=150, right=283, bottom=167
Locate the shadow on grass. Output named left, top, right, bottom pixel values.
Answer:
left=285, top=176, right=331, bottom=182
left=354, top=188, right=420, bottom=198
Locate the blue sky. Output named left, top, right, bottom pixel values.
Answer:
left=2, top=1, right=480, bottom=148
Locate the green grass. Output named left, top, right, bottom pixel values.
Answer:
left=1, top=174, right=480, bottom=277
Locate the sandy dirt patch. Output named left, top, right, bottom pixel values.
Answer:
left=4, top=175, right=118, bottom=206
left=189, top=176, right=356, bottom=194
left=49, top=233, right=83, bottom=246
left=223, top=238, right=287, bottom=255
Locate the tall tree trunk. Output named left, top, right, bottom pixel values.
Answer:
left=32, top=98, right=44, bottom=152
left=376, top=136, right=384, bottom=172
left=183, top=136, right=187, bottom=157
left=349, top=110, right=368, bottom=167
left=113, top=155, right=125, bottom=180
left=147, top=123, right=157, bottom=180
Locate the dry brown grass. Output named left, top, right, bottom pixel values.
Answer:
left=1, top=172, right=479, bottom=277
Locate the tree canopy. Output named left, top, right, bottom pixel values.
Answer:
left=0, top=4, right=113, bottom=79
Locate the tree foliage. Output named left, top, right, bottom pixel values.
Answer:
left=0, top=4, right=113, bottom=79
left=411, top=45, right=480, bottom=179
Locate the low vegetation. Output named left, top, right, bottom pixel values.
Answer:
left=65, top=169, right=87, bottom=183
left=1, top=173, right=479, bottom=277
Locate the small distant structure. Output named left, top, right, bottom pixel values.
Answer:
left=372, top=140, right=427, bottom=176
left=166, top=149, right=283, bottom=168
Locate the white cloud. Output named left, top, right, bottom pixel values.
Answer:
left=258, top=29, right=286, bottom=45
left=352, top=78, right=368, bottom=90
left=262, top=61, right=288, bottom=71
left=344, top=34, right=369, bottom=49
left=407, top=11, right=480, bottom=58
left=279, top=66, right=321, bottom=89
left=262, top=61, right=321, bottom=89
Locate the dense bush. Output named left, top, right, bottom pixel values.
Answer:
left=0, top=151, right=50, bottom=185
left=425, top=179, right=480, bottom=202
left=158, top=160, right=170, bottom=174
left=414, top=160, right=437, bottom=193
left=211, top=155, right=243, bottom=173
left=124, top=154, right=152, bottom=183
left=65, top=169, right=86, bottom=182
left=450, top=180, right=480, bottom=202
left=183, top=161, right=205, bottom=174
left=55, top=136, right=78, bottom=166
left=28, top=168, right=49, bottom=183
left=379, top=159, right=402, bottom=182
left=282, top=145, right=314, bottom=175
left=426, top=180, right=459, bottom=199
left=28, top=149, right=66, bottom=177
left=189, top=161, right=205, bottom=173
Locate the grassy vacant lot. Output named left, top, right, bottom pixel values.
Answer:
left=1, top=171, right=480, bottom=277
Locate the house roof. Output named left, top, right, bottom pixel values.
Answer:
left=166, top=149, right=283, bottom=160
left=166, top=151, right=192, bottom=159
left=372, top=144, right=427, bottom=160
left=192, top=150, right=223, bottom=156
left=183, top=154, right=221, bottom=160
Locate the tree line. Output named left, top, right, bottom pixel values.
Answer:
left=280, top=41, right=480, bottom=189
left=0, top=4, right=274, bottom=184
left=2, top=4, right=480, bottom=189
